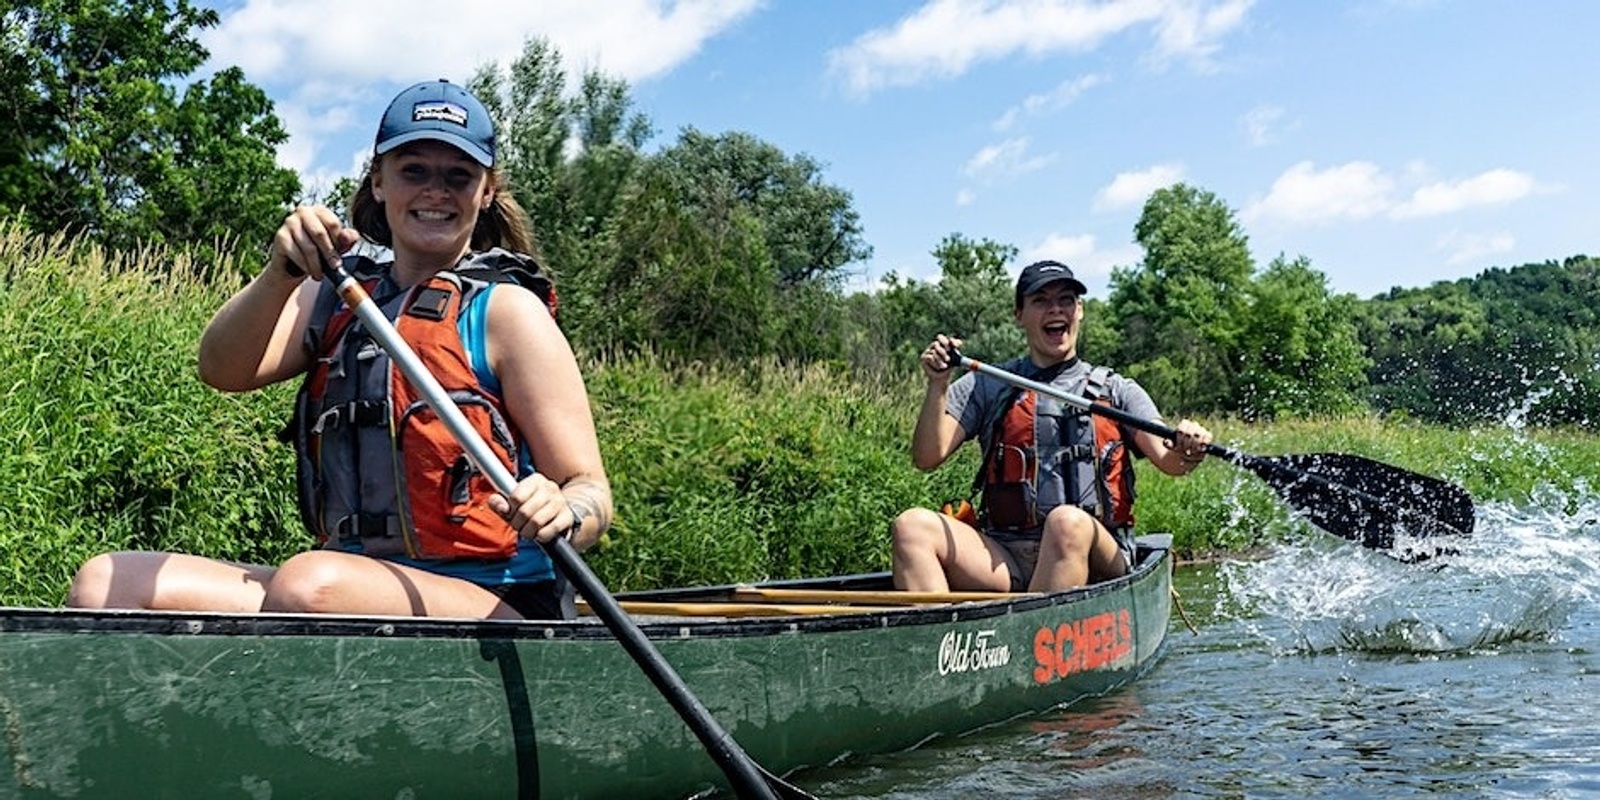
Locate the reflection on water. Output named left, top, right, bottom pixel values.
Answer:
left=806, top=491, right=1600, bottom=798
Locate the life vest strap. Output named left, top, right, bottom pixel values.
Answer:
left=335, top=513, right=400, bottom=541
left=310, top=400, right=388, bottom=434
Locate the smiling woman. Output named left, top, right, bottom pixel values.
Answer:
left=66, top=79, right=614, bottom=623
left=891, top=259, right=1216, bottom=597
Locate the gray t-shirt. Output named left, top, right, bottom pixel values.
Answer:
left=945, top=357, right=1160, bottom=457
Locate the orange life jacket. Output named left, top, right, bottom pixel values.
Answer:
left=977, top=365, right=1136, bottom=532
left=285, top=251, right=554, bottom=560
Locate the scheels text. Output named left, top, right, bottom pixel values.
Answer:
left=1032, top=609, right=1132, bottom=684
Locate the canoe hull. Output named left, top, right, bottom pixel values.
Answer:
left=0, top=539, right=1172, bottom=798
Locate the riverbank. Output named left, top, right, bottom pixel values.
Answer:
left=3, top=226, right=1592, bottom=606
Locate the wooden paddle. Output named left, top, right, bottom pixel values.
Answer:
left=581, top=600, right=912, bottom=618
left=323, top=260, right=811, bottom=800
left=951, top=352, right=1475, bottom=552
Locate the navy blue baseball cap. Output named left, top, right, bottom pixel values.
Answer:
left=1015, top=260, right=1088, bottom=308
left=374, top=79, right=495, bottom=167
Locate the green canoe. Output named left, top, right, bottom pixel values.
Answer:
left=0, top=535, right=1173, bottom=798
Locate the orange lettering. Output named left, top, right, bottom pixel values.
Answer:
left=1031, top=608, right=1136, bottom=685
left=1055, top=621, right=1076, bottom=679
left=1032, top=626, right=1054, bottom=684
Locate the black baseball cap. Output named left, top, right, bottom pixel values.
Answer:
left=1014, top=260, right=1088, bottom=308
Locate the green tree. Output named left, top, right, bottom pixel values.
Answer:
left=1357, top=256, right=1600, bottom=425
left=653, top=128, right=871, bottom=291
left=470, top=37, right=655, bottom=344
left=1107, top=184, right=1253, bottom=414
left=0, top=1, right=298, bottom=255
left=878, top=234, right=1019, bottom=365
left=585, top=163, right=778, bottom=361
left=1235, top=255, right=1369, bottom=419
left=588, top=128, right=869, bottom=362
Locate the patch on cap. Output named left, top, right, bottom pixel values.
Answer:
left=413, top=100, right=469, bottom=127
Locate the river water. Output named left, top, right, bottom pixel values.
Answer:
left=797, top=489, right=1600, bottom=798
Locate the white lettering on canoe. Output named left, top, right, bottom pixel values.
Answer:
left=937, top=628, right=1011, bottom=676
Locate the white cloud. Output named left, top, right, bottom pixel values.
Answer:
left=199, top=0, right=760, bottom=174
left=955, top=188, right=978, bottom=206
left=828, top=0, right=1254, bottom=97
left=1022, top=232, right=1098, bottom=266
left=1437, top=229, right=1516, bottom=266
left=992, top=73, right=1108, bottom=131
left=1245, top=162, right=1542, bottom=227
left=1240, top=103, right=1288, bottom=147
left=1147, top=0, right=1254, bottom=70
left=1391, top=169, right=1536, bottom=219
left=963, top=137, right=1058, bottom=180
left=1094, top=163, right=1186, bottom=211
left=203, top=0, right=759, bottom=87
left=1243, top=160, right=1395, bottom=225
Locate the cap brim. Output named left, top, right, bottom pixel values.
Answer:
left=1022, top=276, right=1088, bottom=297
left=374, top=130, right=493, bottom=167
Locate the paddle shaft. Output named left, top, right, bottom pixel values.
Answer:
left=325, top=263, right=795, bottom=800
left=953, top=353, right=1234, bottom=459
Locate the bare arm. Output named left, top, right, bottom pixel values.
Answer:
left=484, top=286, right=613, bottom=549
left=197, top=206, right=360, bottom=392
left=909, top=334, right=969, bottom=470
left=197, top=268, right=317, bottom=391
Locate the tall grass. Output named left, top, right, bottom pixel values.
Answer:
left=0, top=226, right=1593, bottom=606
left=0, top=224, right=302, bottom=605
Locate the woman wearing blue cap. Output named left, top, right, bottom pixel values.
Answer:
left=68, top=80, right=612, bottom=620
left=891, top=260, right=1212, bottom=594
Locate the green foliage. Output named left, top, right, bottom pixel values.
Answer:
left=0, top=225, right=303, bottom=606
left=4, top=228, right=1598, bottom=606
left=1108, top=184, right=1254, bottom=414
left=653, top=128, right=871, bottom=291
left=580, top=165, right=780, bottom=360
left=471, top=38, right=870, bottom=367
left=877, top=234, right=1022, bottom=364
left=583, top=355, right=969, bottom=589
left=0, top=1, right=298, bottom=257
left=1234, top=255, right=1369, bottom=419
left=471, top=37, right=652, bottom=283
left=1356, top=256, right=1600, bottom=426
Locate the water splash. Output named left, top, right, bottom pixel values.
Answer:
left=1216, top=486, right=1600, bottom=655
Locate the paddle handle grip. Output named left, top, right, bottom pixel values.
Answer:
left=951, top=352, right=1239, bottom=461
left=323, top=261, right=786, bottom=800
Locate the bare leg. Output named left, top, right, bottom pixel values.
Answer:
left=67, top=551, right=274, bottom=612
left=890, top=507, right=1016, bottom=592
left=264, top=550, right=521, bottom=619
left=1029, top=506, right=1128, bottom=591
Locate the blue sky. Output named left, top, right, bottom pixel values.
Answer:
left=195, top=0, right=1596, bottom=299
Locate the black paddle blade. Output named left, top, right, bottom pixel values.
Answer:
left=1236, top=452, right=1475, bottom=550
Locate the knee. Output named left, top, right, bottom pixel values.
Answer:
left=891, top=507, right=947, bottom=551
left=262, top=552, right=347, bottom=614
left=1040, top=506, right=1097, bottom=551
left=65, top=553, right=118, bottom=608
